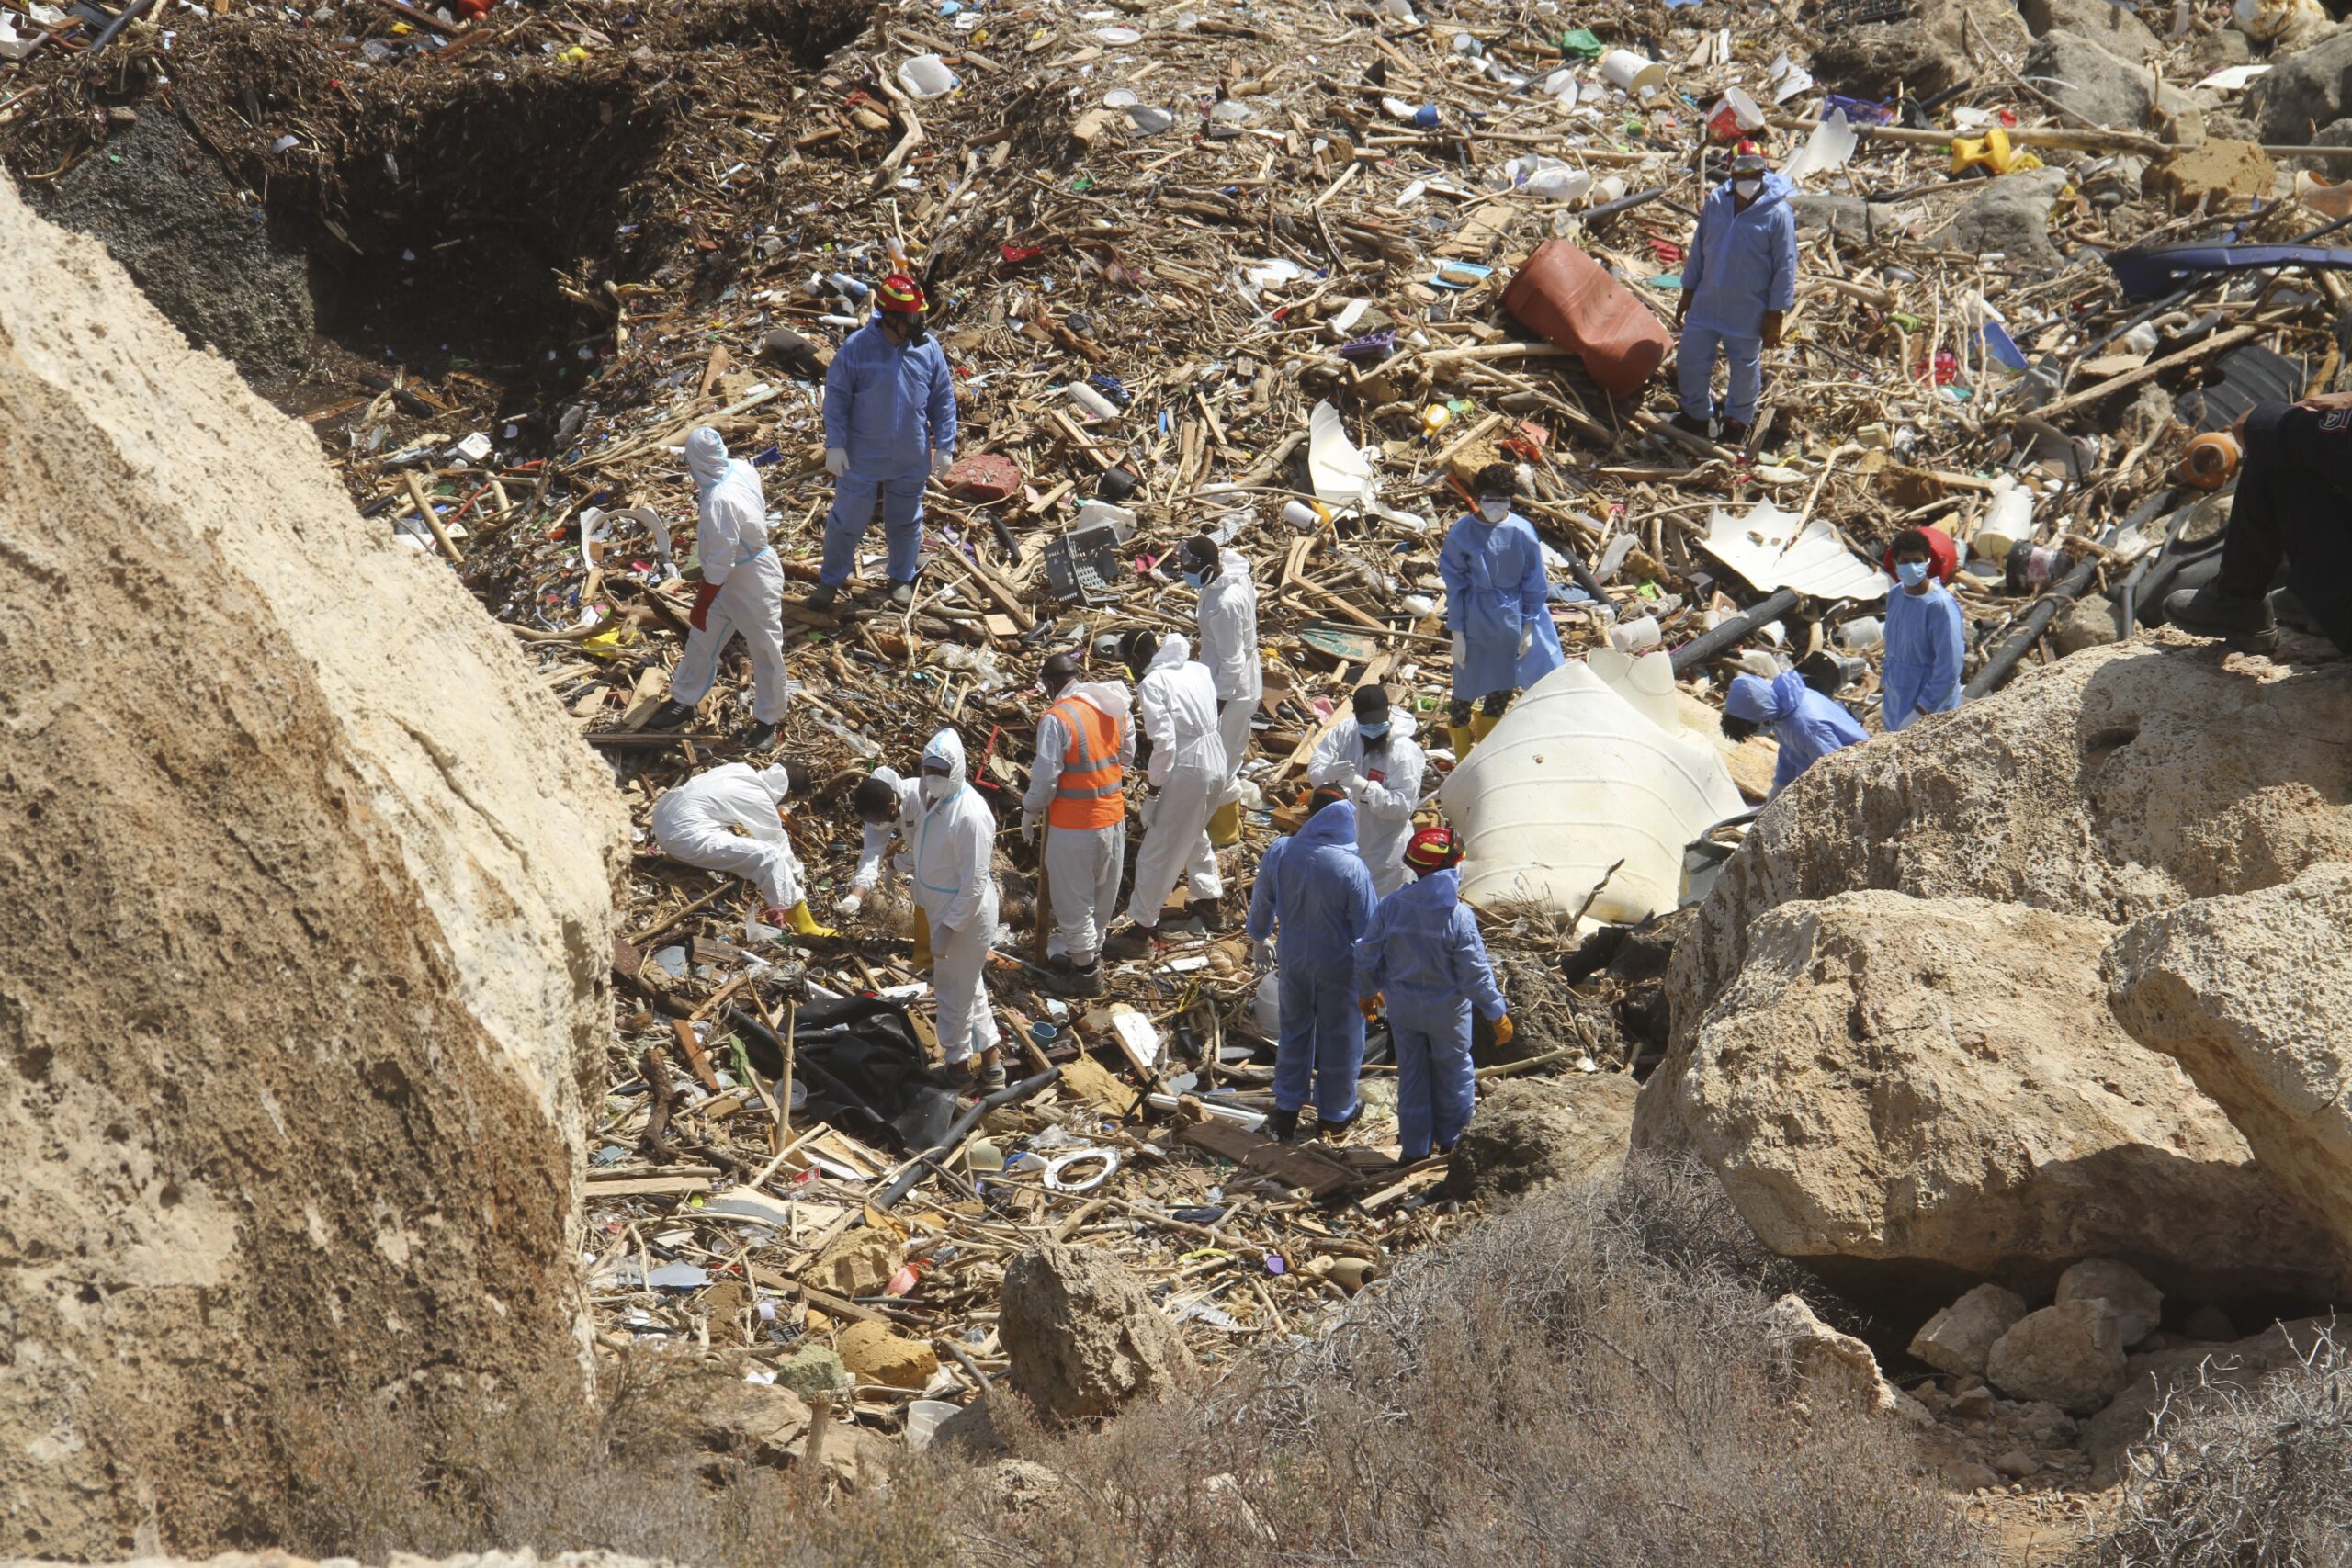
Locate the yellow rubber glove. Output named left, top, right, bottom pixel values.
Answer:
left=1492, top=1013, right=1515, bottom=1046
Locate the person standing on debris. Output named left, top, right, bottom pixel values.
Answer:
left=1020, top=650, right=1134, bottom=998
left=1355, top=825, right=1512, bottom=1163
left=651, top=761, right=834, bottom=937
left=1721, top=669, right=1868, bottom=798
left=912, top=728, right=1005, bottom=1094
left=1181, top=534, right=1262, bottom=848
left=1880, top=527, right=1966, bottom=731
left=1248, top=789, right=1378, bottom=1142
left=644, top=428, right=789, bottom=747
left=1307, top=685, right=1426, bottom=898
left=2167, top=396, right=2352, bottom=656
left=1108, top=629, right=1228, bottom=951
left=1672, top=142, right=1798, bottom=447
left=808, top=274, right=957, bottom=612
left=1440, top=462, right=1566, bottom=755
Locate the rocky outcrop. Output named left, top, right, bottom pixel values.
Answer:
left=2055, top=1258, right=2163, bottom=1348
left=0, top=171, right=627, bottom=1555
left=2246, top=28, right=2352, bottom=143
left=1640, top=891, right=2339, bottom=1299
left=1655, top=641, right=2352, bottom=1119
left=1931, top=168, right=2071, bottom=272
left=1768, top=1295, right=1930, bottom=1425
left=1443, top=1072, right=1638, bottom=1208
left=2019, top=32, right=2194, bottom=129
left=1000, top=1244, right=1193, bottom=1421
left=2106, top=863, right=2352, bottom=1271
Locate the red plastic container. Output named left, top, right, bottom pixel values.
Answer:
left=1501, top=240, right=1671, bottom=399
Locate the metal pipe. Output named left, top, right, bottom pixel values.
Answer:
left=1963, top=557, right=2098, bottom=699
left=1669, top=588, right=1801, bottom=675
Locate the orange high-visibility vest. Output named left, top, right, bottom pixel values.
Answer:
left=1046, top=694, right=1125, bottom=830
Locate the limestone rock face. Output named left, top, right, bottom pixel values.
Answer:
left=0, top=171, right=627, bottom=1554
left=1648, top=641, right=2352, bottom=1152
left=1000, top=1244, right=1193, bottom=1421
left=1640, top=891, right=2339, bottom=1299
left=2106, top=862, right=2352, bottom=1273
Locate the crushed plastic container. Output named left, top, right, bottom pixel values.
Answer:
left=898, top=53, right=957, bottom=98
left=1501, top=240, right=1671, bottom=398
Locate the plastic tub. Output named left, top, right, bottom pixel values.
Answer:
left=905, top=1399, right=959, bottom=1453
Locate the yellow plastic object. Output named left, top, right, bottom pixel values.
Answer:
left=1207, top=799, right=1243, bottom=846
left=1420, top=405, right=1452, bottom=438
left=1949, top=129, right=2041, bottom=176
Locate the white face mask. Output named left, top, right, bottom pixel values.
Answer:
left=1734, top=177, right=1762, bottom=201
left=1477, top=500, right=1510, bottom=525
left=922, top=774, right=955, bottom=805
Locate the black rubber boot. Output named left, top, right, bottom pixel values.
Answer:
left=1668, top=412, right=1713, bottom=439
left=1721, top=418, right=1751, bottom=446
left=644, top=699, right=699, bottom=731
left=742, top=720, right=779, bottom=750
left=888, top=579, right=918, bottom=608
left=1264, top=1106, right=1299, bottom=1143
left=2165, top=583, right=2278, bottom=653
left=804, top=583, right=839, bottom=610
left=1317, top=1104, right=1363, bottom=1140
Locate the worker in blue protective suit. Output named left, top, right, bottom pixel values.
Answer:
left=1439, top=461, right=1566, bottom=755
left=1246, top=787, right=1377, bottom=1142
left=1354, top=825, right=1513, bottom=1163
left=809, top=273, right=958, bottom=612
left=1880, top=526, right=1966, bottom=731
left=1722, top=670, right=1868, bottom=798
left=1673, top=141, right=1798, bottom=447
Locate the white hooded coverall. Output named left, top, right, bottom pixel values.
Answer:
left=912, top=728, right=1002, bottom=1065
left=1126, top=635, right=1228, bottom=927
left=670, top=428, right=790, bottom=725
left=1021, top=680, right=1134, bottom=964
left=850, top=766, right=922, bottom=895
left=651, top=762, right=808, bottom=910
left=1307, top=712, right=1427, bottom=898
left=1196, top=548, right=1262, bottom=807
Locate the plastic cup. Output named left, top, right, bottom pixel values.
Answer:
left=1600, top=49, right=1665, bottom=95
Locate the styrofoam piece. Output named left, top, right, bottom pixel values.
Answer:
left=1307, top=399, right=1378, bottom=509
left=1435, top=660, right=1747, bottom=925
left=898, top=53, right=958, bottom=98
left=1697, top=499, right=1891, bottom=602
left=1784, top=109, right=1857, bottom=184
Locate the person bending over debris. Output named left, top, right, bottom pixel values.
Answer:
left=1021, top=650, right=1135, bottom=998
left=808, top=274, right=956, bottom=612
left=1880, top=526, right=1966, bottom=731
left=842, top=766, right=927, bottom=962
left=1356, top=825, right=1513, bottom=1163
left=1307, top=684, right=1426, bottom=898
left=1248, top=788, right=1377, bottom=1143
left=1440, top=462, right=1566, bottom=754
left=2167, top=396, right=2352, bottom=656
left=644, top=428, right=788, bottom=747
left=1722, top=669, right=1868, bottom=799
left=651, top=761, right=833, bottom=937
left=1109, top=629, right=1228, bottom=951
left=913, top=728, right=1004, bottom=1094
left=1672, top=142, right=1798, bottom=447
left=1181, top=534, right=1262, bottom=848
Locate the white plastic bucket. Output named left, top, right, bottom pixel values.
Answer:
left=1600, top=49, right=1665, bottom=96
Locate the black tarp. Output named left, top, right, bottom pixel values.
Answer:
left=729, top=995, right=958, bottom=1154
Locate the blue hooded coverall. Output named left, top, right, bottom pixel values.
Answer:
left=1355, top=865, right=1507, bottom=1160
left=1439, top=509, right=1566, bottom=704
left=1725, top=670, right=1868, bottom=798
left=1881, top=581, right=1965, bottom=731
left=820, top=318, right=959, bottom=588
left=1677, top=171, right=1799, bottom=428
left=1247, top=799, right=1377, bottom=1124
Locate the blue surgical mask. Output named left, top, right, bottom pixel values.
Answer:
left=1896, top=560, right=1930, bottom=588
left=1358, top=720, right=1390, bottom=739
left=1182, top=570, right=1206, bottom=589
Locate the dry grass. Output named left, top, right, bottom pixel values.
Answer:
left=2085, top=1324, right=2352, bottom=1568
left=271, top=1158, right=1985, bottom=1568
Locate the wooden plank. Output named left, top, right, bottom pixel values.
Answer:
left=1176, top=1119, right=1358, bottom=1198
left=582, top=1174, right=716, bottom=1197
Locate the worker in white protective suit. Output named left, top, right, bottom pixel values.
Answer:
left=644, top=428, right=789, bottom=748
left=1104, top=629, right=1227, bottom=954
left=1306, top=684, right=1426, bottom=898
left=650, top=761, right=834, bottom=937
left=838, top=765, right=929, bottom=963
left=912, top=728, right=1005, bottom=1093
left=1178, top=533, right=1261, bottom=849
left=1020, top=650, right=1134, bottom=998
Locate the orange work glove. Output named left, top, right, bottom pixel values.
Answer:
left=1491, top=1014, right=1515, bottom=1046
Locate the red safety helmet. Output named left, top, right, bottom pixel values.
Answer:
left=875, top=273, right=927, bottom=314
left=1880, top=522, right=1959, bottom=584
left=1403, top=824, right=1464, bottom=877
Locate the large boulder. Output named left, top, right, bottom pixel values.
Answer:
left=1655, top=641, right=2352, bottom=1110
left=1931, top=168, right=2072, bottom=272
left=1443, top=1072, right=1638, bottom=1208
left=1909, top=1283, right=2030, bottom=1376
left=2020, top=31, right=2195, bottom=129
left=1000, top=1244, right=1193, bottom=1420
left=2106, top=862, right=2352, bottom=1271
left=0, top=172, right=627, bottom=1555
left=1986, top=1301, right=2130, bottom=1414
left=2020, top=0, right=2159, bottom=49
left=1640, top=890, right=2340, bottom=1300
left=2245, top=28, right=2352, bottom=143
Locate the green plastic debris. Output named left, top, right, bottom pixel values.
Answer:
left=1560, top=27, right=1603, bottom=56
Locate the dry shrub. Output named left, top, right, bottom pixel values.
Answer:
left=2087, top=1324, right=2352, bottom=1568
left=272, top=1159, right=1983, bottom=1568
